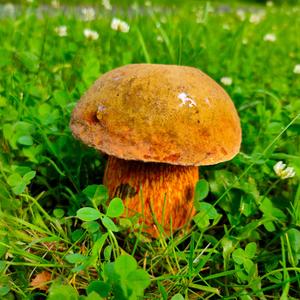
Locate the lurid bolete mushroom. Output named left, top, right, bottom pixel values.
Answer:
left=70, top=64, right=241, bottom=237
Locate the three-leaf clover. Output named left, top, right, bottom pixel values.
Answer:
left=232, top=242, right=257, bottom=274
left=76, top=191, right=124, bottom=233
left=7, top=171, right=36, bottom=195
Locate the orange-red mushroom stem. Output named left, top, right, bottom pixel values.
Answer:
left=103, top=156, right=199, bottom=237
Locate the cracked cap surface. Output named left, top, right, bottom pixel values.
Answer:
left=70, top=64, right=241, bottom=166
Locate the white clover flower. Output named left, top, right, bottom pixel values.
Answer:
left=249, top=14, right=260, bottom=24
left=266, top=1, right=274, bottom=7
left=102, top=0, right=112, bottom=10
left=249, top=12, right=265, bottom=24
left=156, top=35, right=163, bottom=42
left=51, top=0, right=60, bottom=8
left=111, top=18, right=130, bottom=33
left=83, top=29, right=99, bottom=40
left=55, top=25, right=67, bottom=37
left=236, top=9, right=246, bottom=21
left=263, top=33, right=276, bottom=42
left=273, top=161, right=296, bottom=180
left=220, top=77, right=233, bottom=86
left=293, top=64, right=300, bottom=74
left=3, top=3, right=15, bottom=17
left=82, top=7, right=96, bottom=22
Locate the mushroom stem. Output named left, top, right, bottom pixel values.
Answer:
left=103, top=156, right=199, bottom=237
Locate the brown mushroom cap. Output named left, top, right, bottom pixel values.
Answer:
left=70, top=64, right=241, bottom=166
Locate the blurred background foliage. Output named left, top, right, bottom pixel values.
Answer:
left=0, top=0, right=299, bottom=5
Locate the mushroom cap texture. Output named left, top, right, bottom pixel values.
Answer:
left=70, top=64, right=241, bottom=166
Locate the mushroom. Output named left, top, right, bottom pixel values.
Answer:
left=70, top=64, right=241, bottom=237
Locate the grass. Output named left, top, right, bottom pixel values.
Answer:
left=0, top=0, right=300, bottom=299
